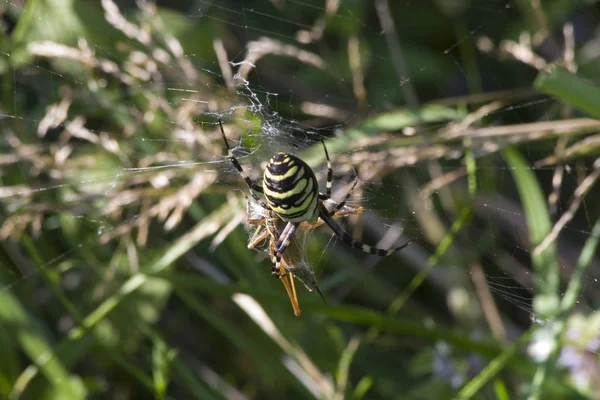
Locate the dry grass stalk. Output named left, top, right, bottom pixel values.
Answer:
left=535, top=158, right=600, bottom=256
left=348, top=36, right=367, bottom=109
left=296, top=0, right=340, bottom=43
left=535, top=134, right=600, bottom=167
left=237, top=37, right=327, bottom=81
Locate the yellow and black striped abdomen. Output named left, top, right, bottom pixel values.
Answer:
left=263, top=152, right=318, bottom=223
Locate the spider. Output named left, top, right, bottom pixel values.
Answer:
left=244, top=190, right=366, bottom=316
left=219, top=120, right=420, bottom=297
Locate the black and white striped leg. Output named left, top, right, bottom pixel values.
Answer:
left=317, top=203, right=421, bottom=256
left=275, top=222, right=299, bottom=256
left=270, top=248, right=284, bottom=276
left=319, top=139, right=333, bottom=200
left=326, top=178, right=359, bottom=217
left=269, top=233, right=287, bottom=279
left=219, top=120, right=270, bottom=210
left=318, top=177, right=359, bottom=218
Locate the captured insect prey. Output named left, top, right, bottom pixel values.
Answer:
left=219, top=120, right=420, bottom=315
left=245, top=191, right=366, bottom=316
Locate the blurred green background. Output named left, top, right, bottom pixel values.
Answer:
left=1, top=0, right=600, bottom=399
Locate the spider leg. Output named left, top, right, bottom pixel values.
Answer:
left=275, top=222, right=299, bottom=256
left=296, top=178, right=363, bottom=230
left=299, top=206, right=364, bottom=230
left=318, top=139, right=333, bottom=200
left=248, top=226, right=269, bottom=249
left=324, top=177, right=359, bottom=217
left=317, top=203, right=421, bottom=256
left=219, top=120, right=270, bottom=209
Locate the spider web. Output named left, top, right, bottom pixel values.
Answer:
left=1, top=0, right=600, bottom=398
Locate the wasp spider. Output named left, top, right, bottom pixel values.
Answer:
left=219, top=120, right=420, bottom=283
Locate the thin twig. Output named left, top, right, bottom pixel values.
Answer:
left=471, top=263, right=507, bottom=341
left=296, top=0, right=340, bottom=43
left=535, top=158, right=600, bottom=255
left=348, top=36, right=367, bottom=109
left=530, top=0, right=549, bottom=39
left=421, top=168, right=467, bottom=200
left=534, top=133, right=600, bottom=167
left=563, top=23, right=577, bottom=73
left=500, top=32, right=547, bottom=70
left=441, top=118, right=600, bottom=140
left=547, top=137, right=567, bottom=219
left=213, top=38, right=235, bottom=92
left=374, top=0, right=419, bottom=110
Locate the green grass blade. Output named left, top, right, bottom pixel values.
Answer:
left=381, top=206, right=471, bottom=319
left=66, top=202, right=237, bottom=341
left=502, top=147, right=559, bottom=319
left=453, top=327, right=536, bottom=400
left=351, top=376, right=373, bottom=400
left=152, top=337, right=177, bottom=400
left=316, top=305, right=526, bottom=364
left=0, top=321, right=18, bottom=397
left=334, top=336, right=361, bottom=400
left=534, top=65, right=600, bottom=119
left=171, top=360, right=223, bottom=400
left=0, top=287, right=83, bottom=400
left=175, top=288, right=315, bottom=398
left=494, top=379, right=510, bottom=400
left=527, top=217, right=600, bottom=400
